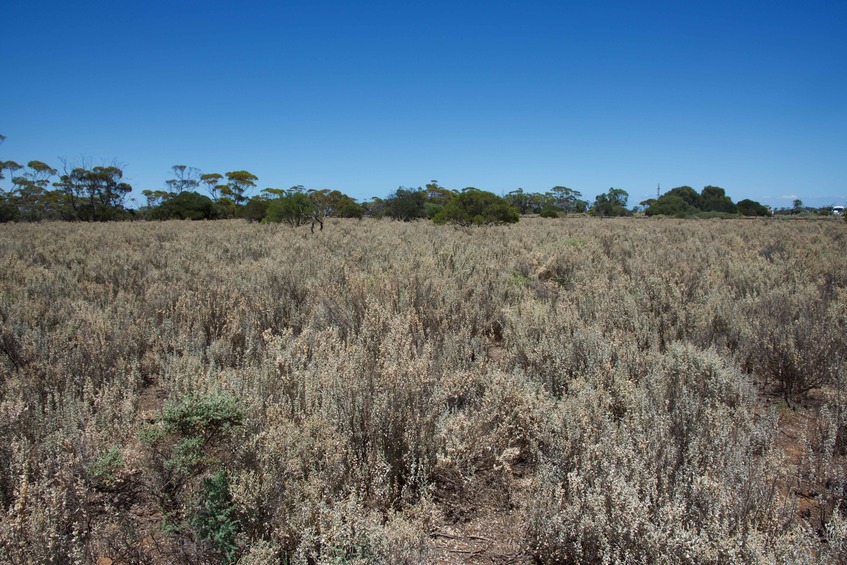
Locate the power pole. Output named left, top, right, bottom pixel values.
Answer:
left=656, top=183, right=661, bottom=200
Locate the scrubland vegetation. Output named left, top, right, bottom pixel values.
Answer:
left=1, top=217, right=846, bottom=563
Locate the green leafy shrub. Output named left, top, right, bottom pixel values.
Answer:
left=140, top=392, right=244, bottom=540
left=539, top=206, right=560, bottom=218
left=192, top=470, right=241, bottom=564
left=87, top=447, right=124, bottom=488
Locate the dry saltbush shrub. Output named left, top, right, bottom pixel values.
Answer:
left=433, top=369, right=552, bottom=518
left=1, top=218, right=846, bottom=561
left=742, top=285, right=846, bottom=402
left=526, top=344, right=805, bottom=563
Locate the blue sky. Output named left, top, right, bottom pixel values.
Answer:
left=2, top=0, right=846, bottom=208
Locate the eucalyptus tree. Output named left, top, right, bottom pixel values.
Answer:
left=200, top=173, right=224, bottom=201
left=54, top=162, right=132, bottom=221
left=550, top=186, right=587, bottom=213
left=12, top=161, right=59, bottom=221
left=166, top=165, right=201, bottom=195
left=223, top=170, right=258, bottom=206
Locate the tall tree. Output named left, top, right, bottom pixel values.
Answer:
left=425, top=180, right=455, bottom=206
left=506, top=188, right=531, bottom=214
left=142, top=189, right=171, bottom=208
left=385, top=187, right=427, bottom=221
left=12, top=161, right=59, bottom=221
left=223, top=171, right=258, bottom=206
left=1, top=160, right=22, bottom=187
left=432, top=188, right=519, bottom=226
left=200, top=173, right=224, bottom=201
left=591, top=188, right=629, bottom=217
left=699, top=185, right=736, bottom=213
left=166, top=165, right=201, bottom=195
left=54, top=163, right=132, bottom=221
left=550, top=186, right=587, bottom=213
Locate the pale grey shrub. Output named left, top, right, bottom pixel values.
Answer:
left=527, top=344, right=805, bottom=563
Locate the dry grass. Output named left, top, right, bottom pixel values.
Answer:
left=0, top=216, right=845, bottom=563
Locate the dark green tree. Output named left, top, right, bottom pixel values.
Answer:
left=239, top=195, right=271, bottom=222
left=338, top=201, right=366, bottom=219
left=265, top=187, right=317, bottom=228
left=539, top=206, right=560, bottom=218
left=699, top=186, right=737, bottom=213
left=1, top=160, right=23, bottom=188
left=528, top=192, right=555, bottom=213
left=385, top=187, right=427, bottom=221
left=149, top=191, right=219, bottom=220
left=590, top=188, right=629, bottom=216
left=432, top=188, right=519, bottom=226
left=645, top=195, right=697, bottom=217
left=664, top=186, right=701, bottom=209
left=737, top=199, right=771, bottom=217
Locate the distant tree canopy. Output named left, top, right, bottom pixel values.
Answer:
left=385, top=187, right=429, bottom=221
left=54, top=164, right=133, bottom=221
left=645, top=195, right=696, bottom=218
left=505, top=187, right=588, bottom=215
left=590, top=188, right=630, bottom=217
left=0, top=135, right=807, bottom=224
left=432, top=188, right=519, bottom=226
left=700, top=186, right=737, bottom=214
left=265, top=188, right=316, bottom=227
left=736, top=199, right=771, bottom=217
left=149, top=191, right=219, bottom=220
left=646, top=186, right=769, bottom=218
left=240, top=196, right=271, bottom=222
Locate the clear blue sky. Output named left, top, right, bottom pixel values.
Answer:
left=3, top=0, right=846, bottom=208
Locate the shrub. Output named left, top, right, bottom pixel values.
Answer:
left=743, top=288, right=844, bottom=402
left=192, top=470, right=241, bottom=564
left=539, top=206, right=560, bottom=218
left=1, top=218, right=845, bottom=561
left=140, top=392, right=244, bottom=540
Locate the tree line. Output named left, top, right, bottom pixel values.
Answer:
left=5, top=135, right=830, bottom=226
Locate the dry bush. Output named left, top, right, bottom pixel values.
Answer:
left=0, top=217, right=845, bottom=562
